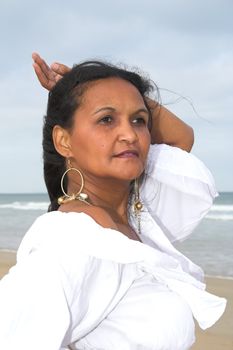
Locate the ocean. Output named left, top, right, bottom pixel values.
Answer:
left=0, top=192, right=232, bottom=278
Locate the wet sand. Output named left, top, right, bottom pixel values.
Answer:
left=0, top=250, right=232, bottom=349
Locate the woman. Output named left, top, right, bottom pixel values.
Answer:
left=0, top=54, right=226, bottom=350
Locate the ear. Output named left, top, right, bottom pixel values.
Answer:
left=52, top=125, right=73, bottom=158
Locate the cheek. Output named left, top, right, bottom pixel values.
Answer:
left=88, top=131, right=111, bottom=153
left=140, top=129, right=151, bottom=152
left=99, top=143, right=107, bottom=149
left=72, top=135, right=108, bottom=161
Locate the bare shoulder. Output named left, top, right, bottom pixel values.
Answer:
left=58, top=202, right=118, bottom=230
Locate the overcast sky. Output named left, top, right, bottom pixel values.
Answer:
left=0, top=0, right=232, bottom=193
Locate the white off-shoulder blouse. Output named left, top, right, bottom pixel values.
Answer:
left=0, top=144, right=226, bottom=350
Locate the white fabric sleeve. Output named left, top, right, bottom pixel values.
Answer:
left=0, top=215, right=93, bottom=350
left=141, top=144, right=218, bottom=242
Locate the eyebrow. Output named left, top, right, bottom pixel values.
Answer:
left=93, top=107, right=116, bottom=115
left=93, top=106, right=149, bottom=115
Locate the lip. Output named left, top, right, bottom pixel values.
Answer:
left=113, top=150, right=139, bottom=158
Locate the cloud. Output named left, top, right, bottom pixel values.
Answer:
left=0, top=0, right=232, bottom=192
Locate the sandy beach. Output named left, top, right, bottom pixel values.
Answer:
left=0, top=250, right=232, bottom=349
left=0, top=250, right=16, bottom=278
left=191, top=276, right=233, bottom=350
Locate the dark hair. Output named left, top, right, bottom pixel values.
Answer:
left=43, top=60, right=158, bottom=211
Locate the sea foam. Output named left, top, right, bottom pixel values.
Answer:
left=0, top=201, right=49, bottom=210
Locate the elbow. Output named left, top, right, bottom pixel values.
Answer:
left=174, top=126, right=194, bottom=152
left=170, top=125, right=194, bottom=152
left=184, top=126, right=194, bottom=152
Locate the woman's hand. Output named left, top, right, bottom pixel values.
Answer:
left=32, top=52, right=71, bottom=90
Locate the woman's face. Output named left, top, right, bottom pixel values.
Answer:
left=63, top=77, right=151, bottom=183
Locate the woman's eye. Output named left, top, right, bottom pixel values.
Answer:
left=132, top=117, right=147, bottom=125
left=99, top=115, right=113, bottom=124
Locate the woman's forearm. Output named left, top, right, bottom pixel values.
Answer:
left=147, top=99, right=194, bottom=152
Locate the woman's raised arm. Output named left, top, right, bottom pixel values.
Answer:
left=147, top=99, right=194, bottom=152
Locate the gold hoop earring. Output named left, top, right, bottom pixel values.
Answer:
left=58, top=166, right=91, bottom=206
left=133, top=178, right=143, bottom=235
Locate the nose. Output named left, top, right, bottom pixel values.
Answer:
left=117, top=120, right=138, bottom=144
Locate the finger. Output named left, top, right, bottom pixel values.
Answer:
left=50, top=62, right=71, bottom=76
left=54, top=74, right=63, bottom=83
left=33, top=62, right=53, bottom=90
left=32, top=52, right=51, bottom=78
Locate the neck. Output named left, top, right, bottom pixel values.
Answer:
left=68, top=175, right=133, bottom=223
